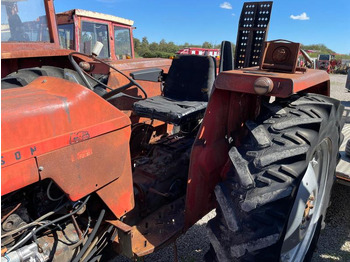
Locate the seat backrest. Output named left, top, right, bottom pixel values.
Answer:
left=163, top=55, right=216, bottom=102
left=219, top=41, right=234, bottom=73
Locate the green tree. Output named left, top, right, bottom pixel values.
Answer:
left=133, top=37, right=141, bottom=50
left=159, top=39, right=167, bottom=52
left=149, top=42, right=158, bottom=51
left=202, top=41, right=213, bottom=49
left=141, top=37, right=149, bottom=49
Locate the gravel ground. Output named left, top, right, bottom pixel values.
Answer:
left=313, top=74, right=350, bottom=262
left=114, top=74, right=350, bottom=262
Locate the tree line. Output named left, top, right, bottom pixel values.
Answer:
left=301, top=44, right=350, bottom=59
left=133, top=38, right=350, bottom=60
left=133, top=37, right=222, bottom=58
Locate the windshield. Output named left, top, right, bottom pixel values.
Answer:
left=319, top=54, right=330, bottom=61
left=114, top=26, right=132, bottom=59
left=80, top=21, right=110, bottom=58
left=1, top=0, right=49, bottom=42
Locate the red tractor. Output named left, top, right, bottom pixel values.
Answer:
left=316, top=54, right=341, bottom=73
left=1, top=1, right=345, bottom=262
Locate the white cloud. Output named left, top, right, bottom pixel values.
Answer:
left=220, top=2, right=232, bottom=10
left=290, top=12, right=310, bottom=20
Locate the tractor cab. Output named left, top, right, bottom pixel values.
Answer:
left=56, top=9, right=135, bottom=60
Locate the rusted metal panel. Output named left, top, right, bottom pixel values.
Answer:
left=45, top=0, right=60, bottom=45
left=37, top=128, right=132, bottom=202
left=1, top=77, right=130, bottom=167
left=185, top=90, right=261, bottom=228
left=1, top=158, right=39, bottom=196
left=2, top=76, right=134, bottom=216
left=215, top=67, right=330, bottom=97
left=111, top=197, right=185, bottom=258
left=260, top=40, right=300, bottom=73
left=1, top=44, right=71, bottom=59
left=96, top=150, right=135, bottom=218
left=109, top=58, right=172, bottom=71
left=58, top=9, right=134, bottom=26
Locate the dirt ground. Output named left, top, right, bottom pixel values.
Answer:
left=114, top=74, right=350, bottom=262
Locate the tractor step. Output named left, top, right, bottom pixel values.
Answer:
left=111, top=197, right=185, bottom=258
left=336, top=103, right=350, bottom=185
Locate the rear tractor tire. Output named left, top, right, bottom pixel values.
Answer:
left=207, top=94, right=343, bottom=262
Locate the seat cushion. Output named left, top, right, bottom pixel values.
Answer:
left=133, top=96, right=207, bottom=126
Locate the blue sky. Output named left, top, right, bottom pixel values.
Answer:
left=54, top=0, right=350, bottom=54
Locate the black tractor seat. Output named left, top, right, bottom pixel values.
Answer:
left=133, top=55, right=216, bottom=126
left=133, top=96, right=208, bottom=126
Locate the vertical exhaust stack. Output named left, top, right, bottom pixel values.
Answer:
left=92, top=41, right=103, bottom=57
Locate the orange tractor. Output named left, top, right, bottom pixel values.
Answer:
left=1, top=1, right=345, bottom=262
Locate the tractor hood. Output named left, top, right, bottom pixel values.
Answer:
left=1, top=77, right=132, bottom=198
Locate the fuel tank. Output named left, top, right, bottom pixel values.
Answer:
left=1, top=76, right=134, bottom=217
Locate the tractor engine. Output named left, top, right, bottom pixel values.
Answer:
left=1, top=181, right=85, bottom=262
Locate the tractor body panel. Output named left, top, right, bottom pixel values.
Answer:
left=215, top=67, right=330, bottom=97
left=1, top=77, right=134, bottom=217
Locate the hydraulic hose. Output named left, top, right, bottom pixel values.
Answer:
left=81, top=225, right=114, bottom=262
left=72, top=209, right=105, bottom=262
left=32, top=196, right=91, bottom=251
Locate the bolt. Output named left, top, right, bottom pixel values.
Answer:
left=38, top=166, right=44, bottom=171
left=42, top=79, right=47, bottom=83
left=311, top=158, right=318, bottom=167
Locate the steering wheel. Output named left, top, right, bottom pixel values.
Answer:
left=68, top=52, right=147, bottom=101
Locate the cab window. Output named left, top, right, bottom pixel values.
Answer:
left=1, top=0, right=49, bottom=42
left=114, top=26, right=132, bottom=59
left=80, top=21, right=109, bottom=58
left=58, top=24, right=74, bottom=50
